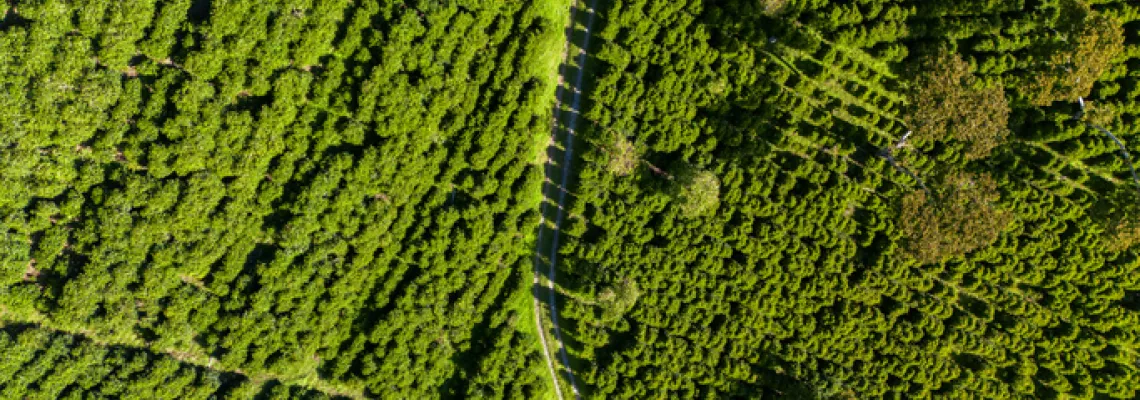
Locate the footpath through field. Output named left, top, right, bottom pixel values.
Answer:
left=532, top=0, right=598, bottom=398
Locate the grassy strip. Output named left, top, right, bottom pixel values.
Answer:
left=528, top=0, right=575, bottom=169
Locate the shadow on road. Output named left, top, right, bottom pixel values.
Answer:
left=531, top=1, right=612, bottom=398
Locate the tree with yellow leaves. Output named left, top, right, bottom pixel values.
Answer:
left=1026, top=0, right=1125, bottom=105
left=904, top=50, right=1011, bottom=160
left=899, top=172, right=1014, bottom=263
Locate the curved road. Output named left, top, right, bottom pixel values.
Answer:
left=533, top=0, right=598, bottom=399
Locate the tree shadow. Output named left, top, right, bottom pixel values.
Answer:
left=187, top=0, right=213, bottom=24
left=0, top=3, right=31, bottom=31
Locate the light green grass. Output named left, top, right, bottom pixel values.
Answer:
left=526, top=0, right=573, bottom=168
left=507, top=270, right=561, bottom=400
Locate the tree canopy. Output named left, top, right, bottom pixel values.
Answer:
left=899, top=172, right=1014, bottom=264
left=1026, top=1, right=1126, bottom=105
left=904, top=50, right=1010, bottom=160
left=2, top=0, right=1140, bottom=398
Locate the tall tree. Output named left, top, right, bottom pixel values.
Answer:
left=606, top=131, right=639, bottom=176
left=1090, top=187, right=1140, bottom=252
left=899, top=172, right=1013, bottom=263
left=904, top=50, right=1010, bottom=160
left=673, top=166, right=720, bottom=218
left=1026, top=0, right=1125, bottom=105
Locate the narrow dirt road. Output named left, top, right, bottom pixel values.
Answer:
left=533, top=0, right=598, bottom=399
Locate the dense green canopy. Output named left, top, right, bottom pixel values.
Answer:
left=560, top=0, right=1140, bottom=398
left=1, top=0, right=1139, bottom=399
left=0, top=0, right=561, bottom=397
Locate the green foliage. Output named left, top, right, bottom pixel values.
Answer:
left=556, top=0, right=1140, bottom=398
left=0, top=0, right=563, bottom=397
left=760, top=0, right=789, bottom=16
left=3, top=0, right=1140, bottom=398
left=596, top=278, right=639, bottom=324
left=605, top=132, right=639, bottom=176
left=1091, top=188, right=1140, bottom=252
left=673, top=168, right=721, bottom=218
left=1026, top=1, right=1126, bottom=105
left=0, top=325, right=337, bottom=399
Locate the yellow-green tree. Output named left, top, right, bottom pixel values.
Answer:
left=1090, top=188, right=1140, bottom=252
left=1026, top=1, right=1125, bottom=105
left=673, top=167, right=720, bottom=218
left=760, top=0, right=788, bottom=16
left=899, top=172, right=1013, bottom=264
left=904, top=50, right=1010, bottom=160
left=606, top=132, right=639, bottom=176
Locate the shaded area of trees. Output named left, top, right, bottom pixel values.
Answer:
left=553, top=0, right=1140, bottom=398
